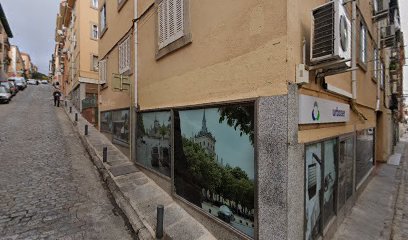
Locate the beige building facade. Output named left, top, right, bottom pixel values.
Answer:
left=98, top=0, right=135, bottom=155
left=21, top=52, right=32, bottom=79
left=53, top=0, right=99, bottom=124
left=7, top=45, right=24, bottom=78
left=92, top=0, right=405, bottom=239
left=0, top=3, right=13, bottom=80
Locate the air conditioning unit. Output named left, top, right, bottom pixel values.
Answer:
left=310, top=0, right=351, bottom=68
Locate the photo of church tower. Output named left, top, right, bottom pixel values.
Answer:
left=194, top=110, right=216, bottom=156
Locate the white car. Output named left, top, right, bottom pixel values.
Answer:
left=41, top=80, right=48, bottom=84
left=0, top=86, right=11, bottom=103
left=27, top=79, right=37, bottom=85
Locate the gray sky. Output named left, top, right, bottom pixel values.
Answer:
left=1, top=0, right=59, bottom=74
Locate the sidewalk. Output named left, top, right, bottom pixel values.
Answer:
left=332, top=136, right=407, bottom=240
left=62, top=102, right=215, bottom=240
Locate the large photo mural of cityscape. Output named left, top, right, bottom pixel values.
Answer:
left=174, top=104, right=255, bottom=237
left=136, top=111, right=172, bottom=177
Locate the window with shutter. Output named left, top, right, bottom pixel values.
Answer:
left=158, top=0, right=184, bottom=49
left=99, top=60, right=107, bottom=84
left=119, top=36, right=131, bottom=74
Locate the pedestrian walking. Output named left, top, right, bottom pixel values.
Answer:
left=53, top=89, right=61, bottom=107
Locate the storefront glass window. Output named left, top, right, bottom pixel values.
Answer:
left=112, top=109, right=130, bottom=144
left=100, top=111, right=112, bottom=133
left=323, top=139, right=337, bottom=226
left=305, top=143, right=322, bottom=240
left=356, top=128, right=374, bottom=186
left=173, top=104, right=255, bottom=238
left=338, top=137, right=354, bottom=210
left=136, top=111, right=171, bottom=177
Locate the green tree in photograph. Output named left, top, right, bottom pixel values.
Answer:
left=218, top=105, right=255, bottom=145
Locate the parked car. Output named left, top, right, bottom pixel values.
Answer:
left=13, top=78, right=27, bottom=90
left=41, top=80, right=48, bottom=84
left=217, top=205, right=235, bottom=223
left=7, top=81, right=18, bottom=95
left=0, top=86, right=11, bottom=103
left=27, top=79, right=37, bottom=85
left=0, top=81, right=15, bottom=96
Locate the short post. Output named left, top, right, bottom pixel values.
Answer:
left=103, top=147, right=107, bottom=163
left=85, top=124, right=88, bottom=136
left=69, top=106, right=72, bottom=113
left=75, top=113, right=78, bottom=122
left=64, top=101, right=67, bottom=107
left=156, top=205, right=164, bottom=239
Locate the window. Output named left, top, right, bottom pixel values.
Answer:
left=100, top=4, right=107, bottom=34
left=380, top=62, right=385, bottom=88
left=91, top=24, right=98, bottom=40
left=374, top=48, right=378, bottom=79
left=360, top=23, right=367, bottom=64
left=99, top=59, right=107, bottom=84
left=91, top=55, right=99, bottom=71
left=158, top=0, right=184, bottom=49
left=119, top=36, right=131, bottom=74
left=91, top=0, right=98, bottom=9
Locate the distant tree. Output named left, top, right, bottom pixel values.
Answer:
left=31, top=72, right=48, bottom=80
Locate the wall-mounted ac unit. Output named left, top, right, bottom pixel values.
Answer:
left=310, top=0, right=351, bottom=68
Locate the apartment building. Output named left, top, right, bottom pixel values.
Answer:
left=0, top=3, right=13, bottom=81
left=7, top=45, right=24, bottom=78
left=98, top=0, right=135, bottom=157
left=54, top=0, right=99, bottom=125
left=21, top=52, right=32, bottom=78
left=111, top=0, right=405, bottom=239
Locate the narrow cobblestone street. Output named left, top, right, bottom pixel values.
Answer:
left=0, top=85, right=134, bottom=239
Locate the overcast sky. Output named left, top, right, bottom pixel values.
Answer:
left=1, top=0, right=59, bottom=74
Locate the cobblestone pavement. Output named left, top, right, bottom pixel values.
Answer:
left=0, top=85, right=134, bottom=239
left=391, top=136, right=408, bottom=240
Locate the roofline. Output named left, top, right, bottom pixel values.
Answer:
left=0, top=4, right=13, bottom=38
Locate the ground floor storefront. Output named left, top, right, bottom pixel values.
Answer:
left=95, top=85, right=398, bottom=239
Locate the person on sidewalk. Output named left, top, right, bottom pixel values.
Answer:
left=53, top=89, right=61, bottom=107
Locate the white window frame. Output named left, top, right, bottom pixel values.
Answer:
left=100, top=4, right=107, bottom=34
left=158, top=0, right=184, bottom=49
left=360, top=23, right=367, bottom=64
left=99, top=59, right=107, bottom=84
left=374, top=48, right=378, bottom=79
left=119, top=35, right=131, bottom=74
left=91, top=24, right=98, bottom=40
left=92, top=55, right=99, bottom=71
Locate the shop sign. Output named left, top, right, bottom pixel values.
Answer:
left=299, top=94, right=350, bottom=124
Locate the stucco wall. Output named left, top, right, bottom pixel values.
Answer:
left=98, top=0, right=134, bottom=113
left=286, top=0, right=379, bottom=144
left=78, top=0, right=98, bottom=81
left=137, top=0, right=288, bottom=110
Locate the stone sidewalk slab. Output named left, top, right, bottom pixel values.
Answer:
left=62, top=101, right=216, bottom=240
left=332, top=140, right=407, bottom=240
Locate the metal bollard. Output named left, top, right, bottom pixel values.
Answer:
left=75, top=113, right=78, bottom=122
left=85, top=125, right=88, bottom=136
left=64, top=101, right=67, bottom=107
left=69, top=106, right=72, bottom=113
left=156, top=205, right=164, bottom=239
left=103, top=147, right=107, bottom=163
